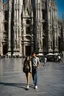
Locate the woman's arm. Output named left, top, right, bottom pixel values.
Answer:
left=30, top=61, right=32, bottom=73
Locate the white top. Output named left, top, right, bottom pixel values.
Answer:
left=32, top=57, right=40, bottom=67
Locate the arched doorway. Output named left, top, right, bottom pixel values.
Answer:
left=25, top=46, right=31, bottom=56
left=3, top=44, right=8, bottom=55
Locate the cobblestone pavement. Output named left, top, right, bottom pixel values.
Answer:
left=0, top=58, right=64, bottom=96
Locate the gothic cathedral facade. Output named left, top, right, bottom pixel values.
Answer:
left=0, top=0, right=61, bottom=56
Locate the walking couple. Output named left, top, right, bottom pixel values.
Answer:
left=23, top=52, right=40, bottom=90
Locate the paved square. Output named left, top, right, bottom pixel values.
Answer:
left=0, top=58, right=64, bottom=96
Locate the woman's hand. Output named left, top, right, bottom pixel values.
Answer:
left=30, top=72, right=32, bottom=74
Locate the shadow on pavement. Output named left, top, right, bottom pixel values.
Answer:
left=0, top=82, right=34, bottom=90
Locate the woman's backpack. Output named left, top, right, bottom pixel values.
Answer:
left=23, top=60, right=30, bottom=73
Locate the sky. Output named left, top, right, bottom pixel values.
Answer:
left=56, top=0, right=64, bottom=19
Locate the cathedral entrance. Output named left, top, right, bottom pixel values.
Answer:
left=3, top=44, right=8, bottom=55
left=25, top=46, right=31, bottom=56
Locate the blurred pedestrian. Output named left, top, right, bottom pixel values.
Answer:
left=43, top=56, right=47, bottom=66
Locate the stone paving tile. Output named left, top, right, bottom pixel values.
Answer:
left=0, top=58, right=64, bottom=96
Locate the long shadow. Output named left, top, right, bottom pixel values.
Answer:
left=0, top=82, right=34, bottom=90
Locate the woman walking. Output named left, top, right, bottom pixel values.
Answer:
left=23, top=56, right=32, bottom=90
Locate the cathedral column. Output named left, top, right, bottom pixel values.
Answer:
left=13, top=0, right=21, bottom=56
left=0, top=42, right=2, bottom=56
left=54, top=26, right=58, bottom=52
left=23, top=18, right=26, bottom=56
left=30, top=0, right=34, bottom=54
left=35, top=0, right=43, bottom=53
left=16, top=0, right=19, bottom=46
left=39, top=2, right=43, bottom=53
left=0, top=43, right=3, bottom=56
left=48, top=29, right=53, bottom=52
left=47, top=0, right=53, bottom=53
left=8, top=0, right=12, bottom=56
left=0, top=0, right=4, bottom=56
left=53, top=6, right=58, bottom=53
left=13, top=0, right=17, bottom=52
left=19, top=0, right=23, bottom=56
left=56, top=24, right=59, bottom=52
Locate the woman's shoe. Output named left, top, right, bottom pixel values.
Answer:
left=26, top=85, right=29, bottom=90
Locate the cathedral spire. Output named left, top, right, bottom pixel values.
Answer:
left=24, top=0, right=32, bottom=10
left=23, top=0, right=33, bottom=16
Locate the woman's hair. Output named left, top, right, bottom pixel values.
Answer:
left=25, top=56, right=30, bottom=62
left=24, top=56, right=30, bottom=66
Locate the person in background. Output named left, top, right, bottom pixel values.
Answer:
left=23, top=56, right=32, bottom=90
left=57, top=55, right=61, bottom=62
left=32, top=52, right=40, bottom=89
left=43, top=56, right=47, bottom=66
